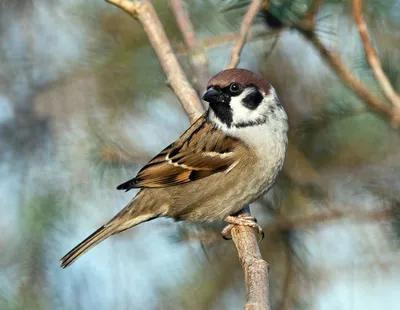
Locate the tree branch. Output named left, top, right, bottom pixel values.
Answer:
left=293, top=1, right=396, bottom=124
left=229, top=206, right=270, bottom=310
left=353, top=0, right=400, bottom=123
left=231, top=207, right=270, bottom=310
left=303, top=33, right=393, bottom=118
left=105, top=0, right=204, bottom=123
left=170, top=0, right=209, bottom=94
left=227, top=0, right=263, bottom=69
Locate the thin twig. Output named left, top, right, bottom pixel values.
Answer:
left=170, top=0, right=209, bottom=94
left=227, top=0, right=263, bottom=69
left=353, top=0, right=400, bottom=123
left=106, top=0, right=204, bottom=123
left=293, top=1, right=394, bottom=123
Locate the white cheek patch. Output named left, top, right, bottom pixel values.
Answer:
left=230, top=89, right=256, bottom=125
left=230, top=88, right=275, bottom=126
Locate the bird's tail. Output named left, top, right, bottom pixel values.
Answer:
left=60, top=193, right=157, bottom=268
left=60, top=224, right=118, bottom=268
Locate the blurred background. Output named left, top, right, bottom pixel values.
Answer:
left=0, top=0, right=399, bottom=309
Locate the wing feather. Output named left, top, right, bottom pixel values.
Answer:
left=116, top=114, right=242, bottom=190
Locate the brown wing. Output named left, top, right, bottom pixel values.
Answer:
left=116, top=114, right=241, bottom=190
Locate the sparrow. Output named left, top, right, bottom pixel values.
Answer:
left=61, top=68, right=288, bottom=268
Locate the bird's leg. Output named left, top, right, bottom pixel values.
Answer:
left=221, top=213, right=264, bottom=240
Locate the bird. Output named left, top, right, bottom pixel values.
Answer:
left=60, top=68, right=288, bottom=268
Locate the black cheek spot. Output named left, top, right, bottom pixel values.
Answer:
left=242, top=90, right=263, bottom=110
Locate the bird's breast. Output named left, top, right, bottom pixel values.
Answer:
left=239, top=122, right=288, bottom=199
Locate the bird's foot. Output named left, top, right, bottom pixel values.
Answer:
left=221, top=214, right=264, bottom=240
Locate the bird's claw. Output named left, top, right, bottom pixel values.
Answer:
left=221, top=215, right=264, bottom=241
left=221, top=224, right=235, bottom=240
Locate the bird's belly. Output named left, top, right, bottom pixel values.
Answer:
left=236, top=161, right=282, bottom=206
left=174, top=158, right=284, bottom=222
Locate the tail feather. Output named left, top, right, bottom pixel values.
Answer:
left=116, top=178, right=138, bottom=192
left=60, top=224, right=117, bottom=268
left=61, top=192, right=160, bottom=268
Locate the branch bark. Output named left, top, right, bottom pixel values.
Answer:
left=227, top=0, right=263, bottom=69
left=353, top=0, right=400, bottom=123
left=229, top=206, right=270, bottom=310
left=231, top=206, right=270, bottom=310
left=106, top=0, right=204, bottom=123
left=170, top=0, right=209, bottom=94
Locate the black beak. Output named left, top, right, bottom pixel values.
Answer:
left=202, top=87, right=222, bottom=103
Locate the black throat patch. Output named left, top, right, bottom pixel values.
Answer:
left=208, top=95, right=233, bottom=127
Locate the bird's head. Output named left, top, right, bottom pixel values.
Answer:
left=202, top=68, right=285, bottom=130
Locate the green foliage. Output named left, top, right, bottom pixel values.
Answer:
left=380, top=54, right=400, bottom=92
left=185, top=0, right=245, bottom=35
left=95, top=45, right=168, bottom=107
left=268, top=0, right=399, bottom=26
left=22, top=192, right=65, bottom=238
left=294, top=47, right=400, bottom=167
left=226, top=0, right=399, bottom=31
left=393, top=219, right=400, bottom=247
left=354, top=52, right=400, bottom=93
left=86, top=118, right=141, bottom=178
left=0, top=192, right=66, bottom=310
left=390, top=200, right=400, bottom=248
left=295, top=83, right=390, bottom=167
left=269, top=0, right=311, bottom=26
left=71, top=0, right=184, bottom=106
left=0, top=294, right=47, bottom=310
left=365, top=0, right=399, bottom=17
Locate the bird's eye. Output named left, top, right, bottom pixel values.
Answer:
left=229, top=83, right=241, bottom=93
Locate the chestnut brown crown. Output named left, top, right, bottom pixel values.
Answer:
left=207, top=68, right=271, bottom=95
